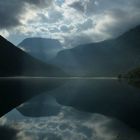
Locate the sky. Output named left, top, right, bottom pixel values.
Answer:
left=0, top=0, right=140, bottom=48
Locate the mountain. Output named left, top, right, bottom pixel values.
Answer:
left=0, top=35, right=65, bottom=76
left=118, top=67, right=140, bottom=88
left=18, top=38, right=63, bottom=62
left=51, top=25, right=140, bottom=76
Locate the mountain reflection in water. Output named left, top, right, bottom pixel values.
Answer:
left=17, top=79, right=140, bottom=129
left=1, top=78, right=140, bottom=140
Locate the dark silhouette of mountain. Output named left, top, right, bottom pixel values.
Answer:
left=18, top=37, right=63, bottom=62
left=51, top=25, right=140, bottom=76
left=0, top=78, right=66, bottom=117
left=0, top=35, right=65, bottom=76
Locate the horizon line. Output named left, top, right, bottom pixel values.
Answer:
left=0, top=76, right=118, bottom=80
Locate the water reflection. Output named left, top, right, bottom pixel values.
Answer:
left=17, top=79, right=140, bottom=130
left=52, top=79, right=140, bottom=130
left=0, top=79, right=140, bottom=140
left=0, top=78, right=66, bottom=117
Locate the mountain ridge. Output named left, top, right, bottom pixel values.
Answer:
left=51, top=25, right=140, bottom=76
left=18, top=37, right=63, bottom=62
left=0, top=35, right=65, bottom=77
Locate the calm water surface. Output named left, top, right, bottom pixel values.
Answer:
left=0, top=78, right=140, bottom=140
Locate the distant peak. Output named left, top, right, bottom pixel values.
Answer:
left=18, top=37, right=63, bottom=49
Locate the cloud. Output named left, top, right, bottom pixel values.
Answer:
left=77, top=19, right=93, bottom=31
left=0, top=0, right=24, bottom=29
left=49, top=11, right=63, bottom=23
left=1, top=0, right=140, bottom=47
left=0, top=30, right=10, bottom=38
left=0, top=0, right=53, bottom=29
left=56, top=0, right=140, bottom=47
left=25, top=0, right=53, bottom=6
left=60, top=25, right=70, bottom=33
left=94, top=8, right=140, bottom=37
left=43, top=10, right=64, bottom=23
left=69, top=1, right=85, bottom=13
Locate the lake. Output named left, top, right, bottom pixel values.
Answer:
left=0, top=78, right=140, bottom=140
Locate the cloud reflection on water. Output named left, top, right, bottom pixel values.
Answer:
left=0, top=103, right=140, bottom=140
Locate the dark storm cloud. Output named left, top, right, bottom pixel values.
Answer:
left=0, top=0, right=24, bottom=29
left=1, top=0, right=140, bottom=46
left=69, top=1, right=85, bottom=12
left=25, top=0, right=52, bottom=6
left=0, top=0, right=52, bottom=29
left=132, top=0, right=140, bottom=8
left=68, top=0, right=140, bottom=16
left=66, top=0, right=140, bottom=47
left=101, top=9, right=140, bottom=37
left=68, top=0, right=96, bottom=14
